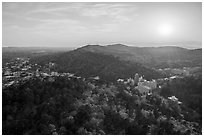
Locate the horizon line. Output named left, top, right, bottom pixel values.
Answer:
left=2, top=44, right=202, bottom=50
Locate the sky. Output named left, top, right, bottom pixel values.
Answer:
left=2, top=2, right=202, bottom=48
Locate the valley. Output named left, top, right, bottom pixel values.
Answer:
left=2, top=44, right=202, bottom=135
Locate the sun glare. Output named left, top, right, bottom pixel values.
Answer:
left=159, top=24, right=173, bottom=36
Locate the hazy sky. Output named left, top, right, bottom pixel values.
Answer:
left=2, top=2, right=202, bottom=48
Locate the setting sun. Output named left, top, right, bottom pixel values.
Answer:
left=159, top=23, right=173, bottom=36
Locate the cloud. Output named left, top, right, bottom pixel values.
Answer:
left=81, top=3, right=138, bottom=22
left=3, top=3, right=140, bottom=47
left=23, top=3, right=136, bottom=35
left=3, top=2, right=138, bottom=31
left=3, top=2, right=200, bottom=47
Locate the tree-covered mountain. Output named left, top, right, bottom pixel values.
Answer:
left=30, top=44, right=202, bottom=82
left=78, top=44, right=202, bottom=68
left=3, top=75, right=201, bottom=135
left=160, top=75, right=202, bottom=123
left=31, top=49, right=165, bottom=82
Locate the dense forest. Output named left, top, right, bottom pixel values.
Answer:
left=3, top=75, right=201, bottom=135
left=31, top=50, right=165, bottom=82
left=160, top=76, right=202, bottom=124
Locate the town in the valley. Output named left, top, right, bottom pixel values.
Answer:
left=3, top=57, right=200, bottom=105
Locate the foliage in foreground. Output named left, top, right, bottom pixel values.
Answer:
left=2, top=76, right=201, bottom=135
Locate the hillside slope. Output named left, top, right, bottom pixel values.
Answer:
left=31, top=50, right=165, bottom=82
left=78, top=44, right=202, bottom=68
left=3, top=74, right=201, bottom=135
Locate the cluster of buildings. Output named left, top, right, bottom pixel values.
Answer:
left=2, top=58, right=78, bottom=88
left=157, top=67, right=191, bottom=76
left=3, top=58, right=34, bottom=87
left=117, top=73, right=183, bottom=107
left=117, top=73, right=158, bottom=97
left=136, top=79, right=157, bottom=96
left=3, top=57, right=101, bottom=88
left=135, top=74, right=157, bottom=96
left=3, top=57, right=184, bottom=106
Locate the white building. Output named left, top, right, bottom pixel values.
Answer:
left=168, top=96, right=182, bottom=105
left=127, top=78, right=135, bottom=86
left=51, top=72, right=59, bottom=76
left=136, top=79, right=157, bottom=96
left=117, top=79, right=124, bottom=82
left=137, top=83, right=151, bottom=95
left=42, top=73, right=50, bottom=77
left=143, top=80, right=157, bottom=89
left=134, top=73, right=139, bottom=85
left=93, top=76, right=100, bottom=80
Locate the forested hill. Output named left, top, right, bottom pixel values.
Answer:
left=31, top=50, right=165, bottom=82
left=3, top=75, right=201, bottom=135
left=78, top=44, right=202, bottom=68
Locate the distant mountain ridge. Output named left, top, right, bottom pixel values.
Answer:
left=2, top=47, right=75, bottom=65
left=78, top=44, right=202, bottom=68
left=30, top=43, right=201, bottom=81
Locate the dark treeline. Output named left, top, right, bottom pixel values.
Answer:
left=160, top=76, right=202, bottom=124
left=2, top=76, right=201, bottom=135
